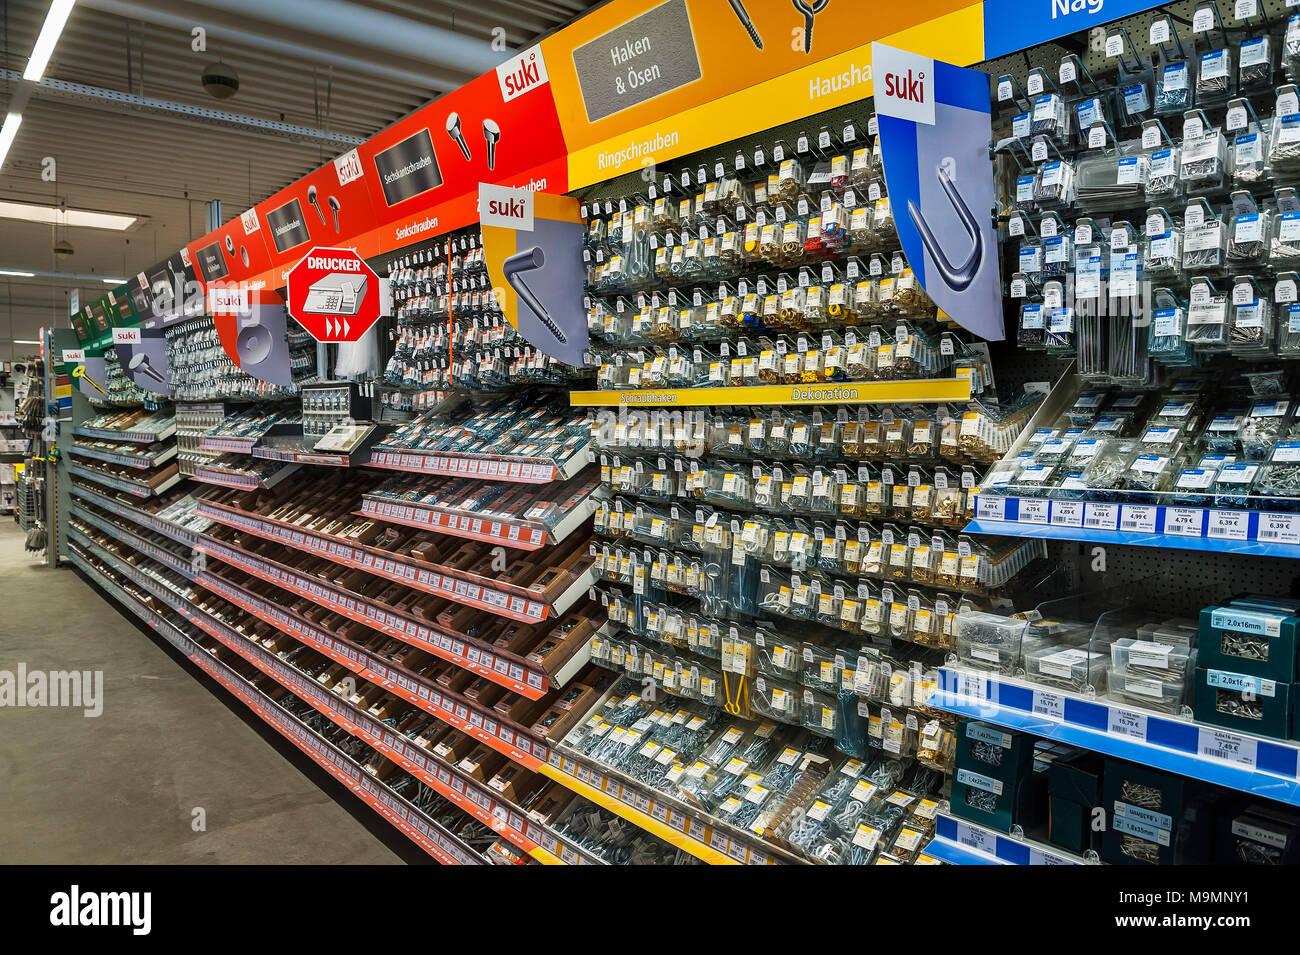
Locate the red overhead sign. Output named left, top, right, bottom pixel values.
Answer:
left=286, top=247, right=380, bottom=343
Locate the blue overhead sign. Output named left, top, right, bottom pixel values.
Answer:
left=982, top=0, right=1168, bottom=60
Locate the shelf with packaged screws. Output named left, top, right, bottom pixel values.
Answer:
left=998, top=63, right=1300, bottom=381
left=366, top=391, right=591, bottom=483
left=588, top=509, right=1049, bottom=646
left=548, top=671, right=951, bottom=864
left=589, top=607, right=959, bottom=773
left=68, top=482, right=208, bottom=549
left=931, top=664, right=1300, bottom=809
left=595, top=456, right=985, bottom=531
left=194, top=492, right=597, bottom=627
left=586, top=399, right=1037, bottom=477
left=189, top=568, right=558, bottom=772
left=69, top=460, right=182, bottom=499
left=965, top=365, right=1300, bottom=556
left=74, top=408, right=175, bottom=444
left=175, top=594, right=608, bottom=865
left=68, top=439, right=175, bottom=470
left=69, top=501, right=198, bottom=580
left=922, top=810, right=1093, bottom=865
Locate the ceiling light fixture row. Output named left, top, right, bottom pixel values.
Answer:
left=0, top=0, right=74, bottom=173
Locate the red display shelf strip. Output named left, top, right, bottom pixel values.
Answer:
left=367, top=449, right=558, bottom=484
left=198, top=571, right=550, bottom=770
left=70, top=464, right=152, bottom=498
left=69, top=484, right=201, bottom=548
left=196, top=537, right=550, bottom=698
left=358, top=497, right=548, bottom=550
left=181, top=603, right=591, bottom=864
left=197, top=501, right=554, bottom=622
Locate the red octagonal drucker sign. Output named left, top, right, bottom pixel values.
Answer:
left=286, top=246, right=380, bottom=343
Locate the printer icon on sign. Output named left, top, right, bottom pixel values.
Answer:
left=302, top=272, right=368, bottom=316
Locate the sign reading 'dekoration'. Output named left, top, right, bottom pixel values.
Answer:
left=570, top=0, right=701, bottom=123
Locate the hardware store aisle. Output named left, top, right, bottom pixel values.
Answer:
left=0, top=523, right=404, bottom=864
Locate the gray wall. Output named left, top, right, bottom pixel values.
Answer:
left=0, top=282, right=84, bottom=362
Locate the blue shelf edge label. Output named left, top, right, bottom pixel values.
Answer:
left=936, top=667, right=1300, bottom=791
left=973, top=494, right=1300, bottom=548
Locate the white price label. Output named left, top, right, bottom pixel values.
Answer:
left=1258, top=513, right=1300, bottom=545
left=1198, top=727, right=1258, bottom=768
left=1150, top=19, right=1170, bottom=44
left=1108, top=707, right=1149, bottom=741
left=957, top=822, right=997, bottom=856
left=1019, top=498, right=1050, bottom=524
left=1235, top=0, right=1257, bottom=18
left=1164, top=507, right=1204, bottom=537
left=1105, top=34, right=1123, bottom=57
left=1192, top=7, right=1215, bottom=32
left=1084, top=502, right=1120, bottom=530
left=1208, top=509, right=1249, bottom=540
left=1088, top=125, right=1106, bottom=148
left=1050, top=501, right=1084, bottom=527
left=1120, top=505, right=1158, bottom=534
left=1033, top=690, right=1065, bottom=719
left=955, top=671, right=989, bottom=703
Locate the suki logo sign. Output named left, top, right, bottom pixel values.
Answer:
left=479, top=183, right=535, bottom=231
left=884, top=69, right=927, bottom=104
left=872, top=44, right=934, bottom=126
left=497, top=44, right=549, bottom=102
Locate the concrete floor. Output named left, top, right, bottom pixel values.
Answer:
left=0, top=521, right=407, bottom=864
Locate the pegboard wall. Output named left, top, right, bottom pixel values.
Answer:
left=1059, top=539, right=1300, bottom=614
left=566, top=3, right=1300, bottom=613
left=978, top=0, right=1295, bottom=91
left=568, top=98, right=878, bottom=205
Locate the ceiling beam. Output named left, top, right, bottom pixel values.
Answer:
left=2, top=69, right=363, bottom=147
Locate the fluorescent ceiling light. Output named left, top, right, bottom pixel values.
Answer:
left=10, top=339, right=40, bottom=345
left=101, top=277, right=126, bottom=284
left=23, top=0, right=77, bottom=82
left=0, top=113, right=22, bottom=173
left=0, top=269, right=36, bottom=277
left=0, top=199, right=136, bottom=230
